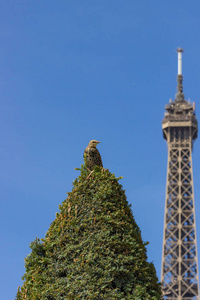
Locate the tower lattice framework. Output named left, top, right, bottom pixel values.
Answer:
left=161, top=49, right=199, bottom=300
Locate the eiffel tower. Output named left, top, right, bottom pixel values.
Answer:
left=161, top=49, right=199, bottom=300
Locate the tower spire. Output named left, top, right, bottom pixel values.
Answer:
left=176, top=48, right=184, bottom=102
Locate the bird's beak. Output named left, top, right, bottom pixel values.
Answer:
left=97, top=141, right=101, bottom=144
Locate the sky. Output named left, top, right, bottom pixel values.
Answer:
left=1, top=1, right=200, bottom=299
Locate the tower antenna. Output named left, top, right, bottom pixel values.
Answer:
left=176, top=48, right=184, bottom=101
left=177, top=48, right=183, bottom=75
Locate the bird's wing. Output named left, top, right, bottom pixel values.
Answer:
left=91, top=148, right=103, bottom=167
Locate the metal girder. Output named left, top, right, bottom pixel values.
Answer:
left=161, top=122, right=199, bottom=300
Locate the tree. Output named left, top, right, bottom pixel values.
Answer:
left=16, top=165, right=162, bottom=299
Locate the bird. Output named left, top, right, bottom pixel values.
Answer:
left=84, top=140, right=103, bottom=170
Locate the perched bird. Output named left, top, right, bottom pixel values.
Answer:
left=84, top=140, right=103, bottom=170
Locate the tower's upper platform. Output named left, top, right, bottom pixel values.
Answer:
left=163, top=97, right=197, bottom=124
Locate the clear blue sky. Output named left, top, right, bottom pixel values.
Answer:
left=1, top=1, right=200, bottom=299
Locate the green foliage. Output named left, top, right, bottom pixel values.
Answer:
left=16, top=165, right=162, bottom=299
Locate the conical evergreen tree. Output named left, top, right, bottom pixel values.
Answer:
left=16, top=165, right=162, bottom=300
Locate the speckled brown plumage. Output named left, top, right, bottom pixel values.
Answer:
left=84, top=140, right=103, bottom=170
